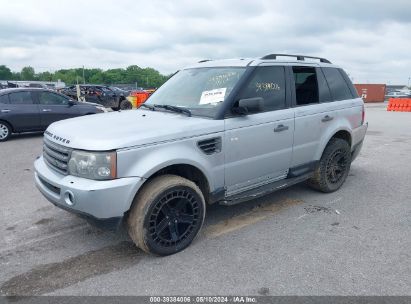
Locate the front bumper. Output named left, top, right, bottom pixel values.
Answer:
left=34, top=156, right=144, bottom=226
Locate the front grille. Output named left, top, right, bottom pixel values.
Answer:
left=43, top=138, right=72, bottom=175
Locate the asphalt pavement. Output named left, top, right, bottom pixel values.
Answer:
left=0, top=103, right=410, bottom=296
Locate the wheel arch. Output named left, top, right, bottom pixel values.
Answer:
left=315, top=128, right=352, bottom=160
left=0, top=119, right=13, bottom=132
left=145, top=163, right=211, bottom=203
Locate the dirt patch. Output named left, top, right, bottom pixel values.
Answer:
left=258, top=287, right=270, bottom=295
left=392, top=138, right=408, bottom=143
left=34, top=218, right=53, bottom=226
left=0, top=242, right=142, bottom=296
left=205, top=199, right=303, bottom=238
left=304, top=205, right=333, bottom=214
left=367, top=131, right=383, bottom=136
left=36, top=206, right=52, bottom=212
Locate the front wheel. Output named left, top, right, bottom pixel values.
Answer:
left=127, top=175, right=205, bottom=256
left=308, top=138, right=351, bottom=193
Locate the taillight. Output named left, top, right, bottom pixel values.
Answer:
left=361, top=105, right=365, bottom=125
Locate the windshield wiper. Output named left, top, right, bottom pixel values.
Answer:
left=140, top=103, right=155, bottom=111
left=154, top=104, right=192, bottom=117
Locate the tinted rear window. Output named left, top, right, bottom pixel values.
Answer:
left=9, top=91, right=33, bottom=104
left=322, top=67, right=353, bottom=101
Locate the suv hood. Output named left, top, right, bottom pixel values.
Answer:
left=45, top=109, right=224, bottom=150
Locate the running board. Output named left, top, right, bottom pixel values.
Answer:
left=219, top=172, right=313, bottom=206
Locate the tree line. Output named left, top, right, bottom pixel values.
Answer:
left=0, top=65, right=171, bottom=88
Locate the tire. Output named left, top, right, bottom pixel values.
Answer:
left=127, top=174, right=206, bottom=256
left=119, top=99, right=132, bottom=110
left=308, top=138, right=352, bottom=193
left=0, top=121, right=11, bottom=142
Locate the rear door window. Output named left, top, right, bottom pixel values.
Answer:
left=0, top=94, right=9, bottom=104
left=38, top=92, right=69, bottom=105
left=292, top=66, right=319, bottom=105
left=322, top=67, right=354, bottom=101
left=9, top=91, right=33, bottom=104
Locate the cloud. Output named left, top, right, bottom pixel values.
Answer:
left=0, top=0, right=410, bottom=84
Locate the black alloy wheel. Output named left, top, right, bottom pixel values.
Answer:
left=148, top=188, right=200, bottom=247
left=308, top=138, right=351, bottom=193
left=127, top=175, right=205, bottom=255
left=325, top=149, right=349, bottom=185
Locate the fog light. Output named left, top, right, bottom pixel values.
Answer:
left=64, top=190, right=75, bottom=206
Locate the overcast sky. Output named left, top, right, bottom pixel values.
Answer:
left=0, top=0, right=410, bottom=84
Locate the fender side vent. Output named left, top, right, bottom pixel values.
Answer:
left=198, top=137, right=222, bottom=155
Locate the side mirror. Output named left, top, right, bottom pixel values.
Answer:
left=68, top=99, right=76, bottom=106
left=232, top=97, right=264, bottom=115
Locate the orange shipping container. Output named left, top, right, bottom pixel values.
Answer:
left=354, top=84, right=386, bottom=103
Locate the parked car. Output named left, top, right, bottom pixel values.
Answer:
left=61, top=85, right=132, bottom=110
left=385, top=90, right=411, bottom=100
left=0, top=88, right=106, bottom=141
left=109, top=86, right=131, bottom=96
left=34, top=54, right=367, bottom=255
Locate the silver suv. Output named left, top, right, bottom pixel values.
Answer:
left=34, top=54, right=368, bottom=255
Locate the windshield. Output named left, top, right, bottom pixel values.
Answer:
left=145, top=67, right=246, bottom=117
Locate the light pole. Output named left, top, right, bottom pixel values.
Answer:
left=408, top=77, right=410, bottom=88
left=82, top=65, right=85, bottom=84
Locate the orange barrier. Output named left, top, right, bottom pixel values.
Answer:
left=127, top=90, right=154, bottom=108
left=387, top=98, right=411, bottom=112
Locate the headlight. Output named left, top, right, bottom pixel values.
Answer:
left=68, top=150, right=117, bottom=180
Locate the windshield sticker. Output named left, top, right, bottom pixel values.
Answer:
left=199, top=88, right=227, bottom=105
left=209, top=72, right=238, bottom=86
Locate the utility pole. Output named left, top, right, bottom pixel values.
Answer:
left=408, top=77, right=410, bottom=88
left=82, top=65, right=85, bottom=84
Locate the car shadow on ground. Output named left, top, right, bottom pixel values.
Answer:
left=0, top=184, right=309, bottom=296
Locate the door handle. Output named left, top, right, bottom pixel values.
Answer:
left=1, top=109, right=11, bottom=113
left=274, top=124, right=289, bottom=132
left=42, top=109, right=52, bottom=112
left=321, top=115, right=333, bottom=122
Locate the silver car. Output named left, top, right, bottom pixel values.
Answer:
left=34, top=54, right=368, bottom=255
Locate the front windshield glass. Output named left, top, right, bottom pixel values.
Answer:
left=145, top=67, right=246, bottom=117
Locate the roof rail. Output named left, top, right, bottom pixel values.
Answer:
left=261, top=54, right=331, bottom=64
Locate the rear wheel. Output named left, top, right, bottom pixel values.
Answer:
left=308, top=138, right=351, bottom=193
left=119, top=99, right=132, bottom=110
left=0, top=121, right=11, bottom=142
left=128, top=175, right=205, bottom=256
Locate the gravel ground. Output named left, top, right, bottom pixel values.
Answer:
left=0, top=103, right=410, bottom=296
